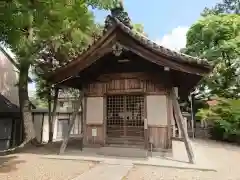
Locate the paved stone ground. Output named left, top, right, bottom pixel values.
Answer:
left=0, top=154, right=96, bottom=180
left=1, top=140, right=239, bottom=180
left=72, top=163, right=133, bottom=180
left=125, top=139, right=240, bottom=180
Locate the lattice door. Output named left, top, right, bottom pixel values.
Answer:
left=106, top=95, right=145, bottom=138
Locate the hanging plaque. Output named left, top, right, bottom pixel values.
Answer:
left=92, top=128, right=97, bottom=137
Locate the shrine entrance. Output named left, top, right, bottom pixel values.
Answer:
left=106, top=94, right=145, bottom=145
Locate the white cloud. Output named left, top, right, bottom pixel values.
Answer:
left=155, top=26, right=189, bottom=51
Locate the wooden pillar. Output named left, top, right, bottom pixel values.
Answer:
left=167, top=91, right=172, bottom=148
left=59, top=91, right=83, bottom=154
left=170, top=88, right=195, bottom=164
left=190, top=93, right=195, bottom=138
left=83, top=93, right=87, bottom=145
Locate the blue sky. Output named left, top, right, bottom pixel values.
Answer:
left=29, top=0, right=221, bottom=93
left=92, top=0, right=221, bottom=50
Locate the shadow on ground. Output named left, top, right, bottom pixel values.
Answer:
left=19, top=140, right=83, bottom=156
left=0, top=156, right=25, bottom=173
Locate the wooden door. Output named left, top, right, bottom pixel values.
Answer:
left=106, top=95, right=145, bottom=141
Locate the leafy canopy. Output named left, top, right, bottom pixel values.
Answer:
left=202, top=0, right=240, bottom=16
left=184, top=14, right=240, bottom=99
left=197, top=98, right=240, bottom=142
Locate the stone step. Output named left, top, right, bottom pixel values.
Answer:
left=97, top=147, right=148, bottom=158
left=107, top=143, right=145, bottom=149
left=106, top=137, right=145, bottom=146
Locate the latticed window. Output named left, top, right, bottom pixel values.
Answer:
left=106, top=95, right=145, bottom=138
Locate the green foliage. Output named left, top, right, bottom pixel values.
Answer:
left=31, top=1, right=113, bottom=102
left=202, top=0, right=240, bottom=16
left=185, top=14, right=240, bottom=99
left=30, top=96, right=48, bottom=108
left=197, top=98, right=240, bottom=142
left=0, top=0, right=117, bottom=141
left=132, top=23, right=148, bottom=36
left=196, top=108, right=218, bottom=122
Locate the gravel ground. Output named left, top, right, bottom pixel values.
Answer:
left=0, top=154, right=96, bottom=180
left=125, top=140, right=240, bottom=180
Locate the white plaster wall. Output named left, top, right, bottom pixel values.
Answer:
left=174, top=87, right=178, bottom=97
left=52, top=113, right=69, bottom=140
left=146, top=95, right=168, bottom=126
left=42, top=114, right=49, bottom=143
left=33, top=111, right=82, bottom=142
left=0, top=51, right=19, bottom=105
left=86, top=97, right=103, bottom=124
left=69, top=113, right=81, bottom=134
left=33, top=114, right=43, bottom=143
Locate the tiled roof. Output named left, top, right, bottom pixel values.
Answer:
left=49, top=16, right=212, bottom=78
left=111, top=17, right=211, bottom=69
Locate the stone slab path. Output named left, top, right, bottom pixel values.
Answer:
left=72, top=163, right=132, bottom=180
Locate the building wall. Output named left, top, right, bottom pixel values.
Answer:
left=33, top=114, right=43, bottom=142
left=0, top=51, right=19, bottom=105
left=146, top=95, right=168, bottom=126
left=85, top=97, right=104, bottom=145
left=32, top=110, right=82, bottom=143
left=146, top=95, right=170, bottom=149
left=86, top=97, right=103, bottom=124
left=81, top=72, right=172, bottom=149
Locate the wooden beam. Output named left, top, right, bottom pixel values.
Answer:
left=49, top=32, right=116, bottom=83
left=59, top=91, right=83, bottom=154
left=166, top=91, right=172, bottom=148
left=170, top=88, right=195, bottom=164
left=79, top=90, right=86, bottom=151
left=83, top=90, right=87, bottom=145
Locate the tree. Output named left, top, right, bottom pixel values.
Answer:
left=202, top=0, right=240, bottom=16
left=196, top=98, right=240, bottom=143
left=0, top=0, right=118, bottom=147
left=34, top=21, right=104, bottom=142
left=184, top=14, right=240, bottom=99
left=133, top=23, right=148, bottom=36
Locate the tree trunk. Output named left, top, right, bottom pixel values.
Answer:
left=19, top=70, right=35, bottom=144
left=59, top=92, right=83, bottom=154
left=49, top=88, right=59, bottom=143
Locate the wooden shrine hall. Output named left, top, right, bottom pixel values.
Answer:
left=47, top=11, right=212, bottom=163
